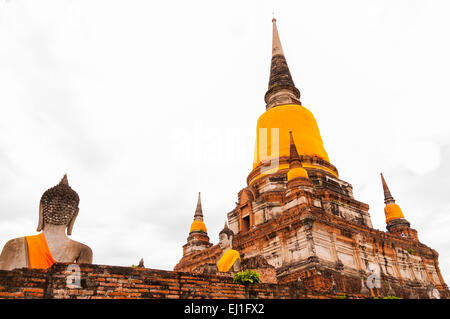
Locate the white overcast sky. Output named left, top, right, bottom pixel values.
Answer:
left=1, top=0, right=449, bottom=282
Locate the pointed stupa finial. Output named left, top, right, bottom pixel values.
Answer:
left=287, top=131, right=309, bottom=181
left=289, top=131, right=301, bottom=163
left=380, top=173, right=395, bottom=204
left=59, top=174, right=69, bottom=186
left=271, top=16, right=284, bottom=57
left=194, top=192, right=203, bottom=221
left=189, top=192, right=208, bottom=233
left=380, top=173, right=406, bottom=225
left=264, top=18, right=301, bottom=110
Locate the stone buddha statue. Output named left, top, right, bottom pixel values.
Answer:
left=216, top=222, right=241, bottom=273
left=0, top=175, right=93, bottom=270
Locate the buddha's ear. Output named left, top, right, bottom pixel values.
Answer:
left=66, top=207, right=79, bottom=236
left=37, top=203, right=44, bottom=232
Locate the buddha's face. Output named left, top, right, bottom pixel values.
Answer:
left=218, top=233, right=231, bottom=250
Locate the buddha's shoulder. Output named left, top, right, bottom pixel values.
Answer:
left=0, top=237, right=27, bottom=270
left=0, top=237, right=26, bottom=259
left=68, top=239, right=93, bottom=263
left=2, top=237, right=26, bottom=250
left=69, top=239, right=92, bottom=253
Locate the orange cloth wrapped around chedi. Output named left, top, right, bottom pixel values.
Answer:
left=25, top=233, right=55, bottom=269
left=190, top=220, right=207, bottom=233
left=216, top=249, right=240, bottom=272
left=253, top=104, right=330, bottom=166
left=384, top=203, right=405, bottom=222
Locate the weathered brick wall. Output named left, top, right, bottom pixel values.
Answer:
left=174, top=245, right=222, bottom=273
left=0, top=268, right=47, bottom=298
left=241, top=255, right=278, bottom=284
left=0, top=263, right=364, bottom=299
left=278, top=265, right=450, bottom=299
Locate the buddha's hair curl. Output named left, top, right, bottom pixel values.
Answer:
left=40, top=175, right=79, bottom=225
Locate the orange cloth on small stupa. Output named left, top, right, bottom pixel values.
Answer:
left=25, top=233, right=55, bottom=269
left=384, top=203, right=405, bottom=223
left=217, top=249, right=240, bottom=272
left=190, top=220, right=207, bottom=233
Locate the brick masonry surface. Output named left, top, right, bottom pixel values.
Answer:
left=0, top=263, right=367, bottom=299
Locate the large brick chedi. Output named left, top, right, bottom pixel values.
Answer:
left=175, top=19, right=448, bottom=299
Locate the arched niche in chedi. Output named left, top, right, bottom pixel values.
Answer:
left=0, top=175, right=93, bottom=270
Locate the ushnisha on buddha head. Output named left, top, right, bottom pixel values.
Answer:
left=37, top=174, right=80, bottom=235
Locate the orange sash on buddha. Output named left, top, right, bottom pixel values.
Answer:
left=217, top=249, right=240, bottom=272
left=25, top=233, right=55, bottom=269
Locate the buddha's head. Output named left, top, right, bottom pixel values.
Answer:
left=218, top=222, right=234, bottom=250
left=37, top=174, right=80, bottom=235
